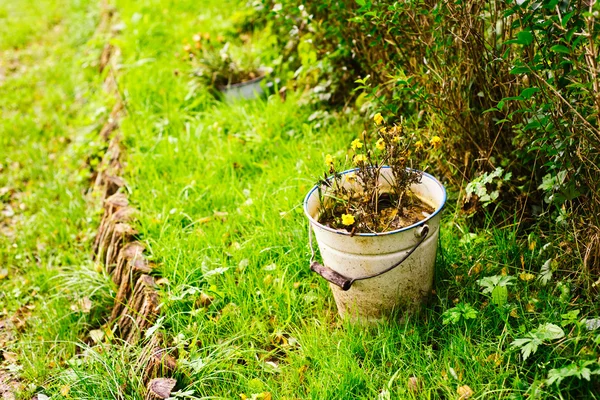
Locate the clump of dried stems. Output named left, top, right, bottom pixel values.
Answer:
left=317, top=114, right=439, bottom=234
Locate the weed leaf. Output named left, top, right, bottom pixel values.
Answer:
left=511, top=323, right=564, bottom=360
left=546, top=360, right=600, bottom=386
left=145, top=316, right=165, bottom=338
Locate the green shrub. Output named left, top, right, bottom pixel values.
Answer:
left=257, top=0, right=600, bottom=285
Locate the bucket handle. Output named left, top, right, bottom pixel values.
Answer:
left=309, top=224, right=430, bottom=291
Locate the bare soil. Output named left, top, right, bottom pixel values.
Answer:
left=319, top=191, right=435, bottom=234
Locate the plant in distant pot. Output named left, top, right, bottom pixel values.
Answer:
left=184, top=33, right=267, bottom=100
left=304, top=113, right=447, bottom=322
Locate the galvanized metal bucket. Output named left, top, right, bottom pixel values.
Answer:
left=219, top=75, right=264, bottom=101
left=303, top=168, right=446, bottom=322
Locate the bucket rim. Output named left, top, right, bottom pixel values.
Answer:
left=303, top=167, right=447, bottom=237
left=218, top=74, right=265, bottom=91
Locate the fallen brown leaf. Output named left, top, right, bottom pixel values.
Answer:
left=457, top=385, right=474, bottom=399
left=197, top=293, right=214, bottom=307
left=407, top=376, right=420, bottom=393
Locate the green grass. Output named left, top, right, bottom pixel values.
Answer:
left=0, top=0, right=116, bottom=397
left=2, top=0, right=599, bottom=399
left=109, top=0, right=599, bottom=398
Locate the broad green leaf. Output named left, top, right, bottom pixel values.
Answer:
left=482, top=107, right=499, bottom=114
left=517, top=30, right=534, bottom=45
left=442, top=308, right=461, bottom=325
left=510, top=65, right=530, bottom=75
left=442, top=303, right=478, bottom=325
left=512, top=323, right=564, bottom=360
left=511, top=338, right=531, bottom=347
left=536, top=323, right=564, bottom=340
left=491, top=285, right=508, bottom=306
left=538, top=174, right=555, bottom=191
left=560, top=309, right=580, bottom=326
left=581, top=368, right=591, bottom=381
left=477, top=275, right=515, bottom=294
left=547, top=361, right=600, bottom=386
left=550, top=45, right=570, bottom=54
left=502, top=95, right=524, bottom=102
left=462, top=304, right=478, bottom=320
left=511, top=337, right=541, bottom=360
left=524, top=120, right=541, bottom=130
left=520, top=87, right=540, bottom=99
left=561, top=11, right=575, bottom=27
left=521, top=340, right=539, bottom=360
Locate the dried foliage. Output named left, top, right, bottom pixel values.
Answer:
left=317, top=114, right=435, bottom=233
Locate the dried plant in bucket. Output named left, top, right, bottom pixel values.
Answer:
left=317, top=113, right=442, bottom=234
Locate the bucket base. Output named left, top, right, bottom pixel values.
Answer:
left=338, top=303, right=425, bottom=325
left=332, top=282, right=430, bottom=323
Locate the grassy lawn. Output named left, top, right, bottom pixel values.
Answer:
left=0, top=0, right=115, bottom=396
left=1, top=0, right=598, bottom=399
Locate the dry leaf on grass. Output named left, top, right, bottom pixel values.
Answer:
left=89, top=329, right=105, bottom=344
left=407, top=376, right=420, bottom=393
left=60, top=385, right=70, bottom=396
left=457, top=385, right=474, bottom=399
left=196, top=293, right=214, bottom=307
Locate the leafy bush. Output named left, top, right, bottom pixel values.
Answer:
left=257, top=0, right=600, bottom=284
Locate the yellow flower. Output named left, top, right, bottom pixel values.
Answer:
left=430, top=135, right=442, bottom=149
left=519, top=272, right=535, bottom=281
left=392, top=135, right=401, bottom=143
left=373, top=113, right=384, bottom=126
left=379, top=127, right=387, bottom=134
left=414, top=140, right=424, bottom=150
left=325, top=154, right=334, bottom=166
left=346, top=172, right=357, bottom=183
left=351, top=139, right=363, bottom=150
left=353, top=154, right=367, bottom=165
left=376, top=138, right=385, bottom=151
left=341, top=214, right=355, bottom=225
